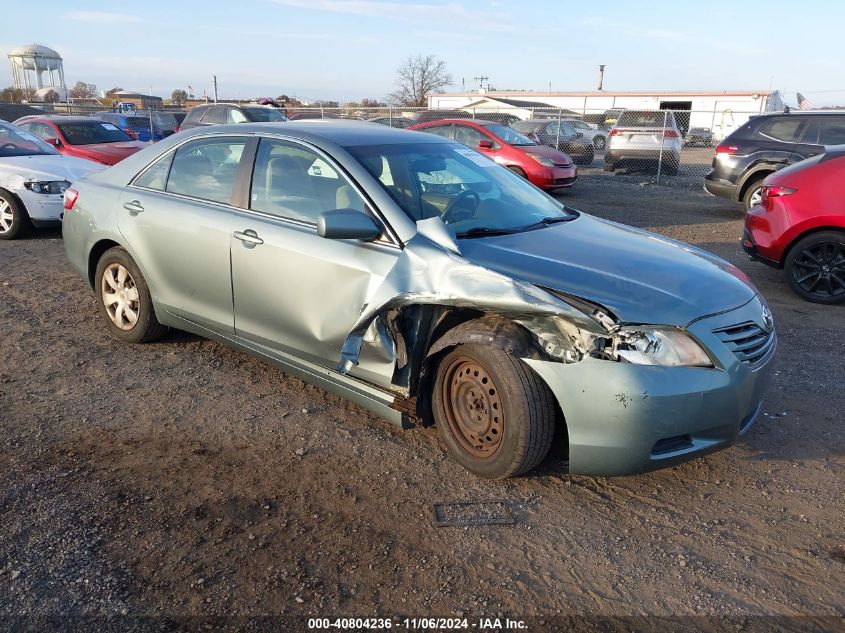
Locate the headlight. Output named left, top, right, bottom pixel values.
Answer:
left=616, top=329, right=713, bottom=367
left=526, top=152, right=555, bottom=167
left=24, top=180, right=71, bottom=195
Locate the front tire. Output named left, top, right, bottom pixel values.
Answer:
left=0, top=191, right=31, bottom=240
left=95, top=247, right=167, bottom=343
left=432, top=343, right=555, bottom=479
left=784, top=231, right=845, bottom=304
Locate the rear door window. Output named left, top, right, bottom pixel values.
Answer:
left=421, top=125, right=452, bottom=139
left=165, top=136, right=248, bottom=204
left=759, top=118, right=803, bottom=142
left=133, top=151, right=173, bottom=191
left=201, top=106, right=227, bottom=125
left=819, top=116, right=845, bottom=145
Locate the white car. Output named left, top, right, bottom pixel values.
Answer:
left=604, top=110, right=683, bottom=175
left=563, top=119, right=608, bottom=150
left=0, top=120, right=101, bottom=240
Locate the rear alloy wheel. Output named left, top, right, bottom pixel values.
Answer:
left=0, top=191, right=31, bottom=240
left=95, top=246, right=167, bottom=343
left=742, top=178, right=767, bottom=210
left=432, top=343, right=555, bottom=479
left=784, top=231, right=845, bottom=304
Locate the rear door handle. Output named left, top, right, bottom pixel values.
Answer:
left=123, top=200, right=144, bottom=215
left=233, top=229, right=264, bottom=246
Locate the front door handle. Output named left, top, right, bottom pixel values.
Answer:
left=123, top=200, right=144, bottom=215
left=233, top=229, right=264, bottom=246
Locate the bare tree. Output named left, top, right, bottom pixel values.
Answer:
left=68, top=81, right=97, bottom=99
left=43, top=89, right=60, bottom=103
left=171, top=89, right=188, bottom=105
left=388, top=55, right=451, bottom=107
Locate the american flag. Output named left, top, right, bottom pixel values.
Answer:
left=797, top=92, right=814, bottom=110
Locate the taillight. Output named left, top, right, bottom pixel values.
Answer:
left=609, top=129, right=622, bottom=136
left=760, top=185, right=796, bottom=208
left=63, top=188, right=78, bottom=211
left=715, top=144, right=739, bottom=155
left=663, top=129, right=679, bottom=138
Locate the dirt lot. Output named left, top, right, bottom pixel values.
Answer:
left=1, top=176, right=843, bottom=632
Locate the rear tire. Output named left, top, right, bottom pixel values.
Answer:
left=432, top=343, right=555, bottom=479
left=603, top=161, right=615, bottom=172
left=742, top=176, right=767, bottom=210
left=593, top=136, right=606, bottom=150
left=0, top=190, right=31, bottom=240
left=95, top=246, right=167, bottom=343
left=784, top=231, right=845, bottom=304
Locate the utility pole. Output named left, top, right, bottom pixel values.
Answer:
left=473, top=75, right=489, bottom=91
left=597, top=65, right=606, bottom=91
left=213, top=75, right=218, bottom=103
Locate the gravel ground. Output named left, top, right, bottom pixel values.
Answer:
left=1, top=176, right=843, bottom=632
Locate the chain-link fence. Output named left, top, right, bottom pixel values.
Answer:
left=283, top=105, right=762, bottom=184
left=2, top=101, right=762, bottom=186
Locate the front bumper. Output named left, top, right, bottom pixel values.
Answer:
left=535, top=165, right=578, bottom=190
left=525, top=296, right=776, bottom=476
left=17, top=188, right=65, bottom=223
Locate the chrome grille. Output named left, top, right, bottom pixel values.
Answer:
left=713, top=321, right=775, bottom=365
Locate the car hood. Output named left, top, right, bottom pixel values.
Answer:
left=457, top=213, right=757, bottom=326
left=520, top=143, right=572, bottom=163
left=0, top=154, right=103, bottom=183
left=68, top=142, right=147, bottom=165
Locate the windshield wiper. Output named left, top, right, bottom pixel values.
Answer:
left=518, top=213, right=579, bottom=231
left=454, top=226, right=519, bottom=239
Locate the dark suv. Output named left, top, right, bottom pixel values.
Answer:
left=180, top=103, right=287, bottom=130
left=704, top=111, right=845, bottom=209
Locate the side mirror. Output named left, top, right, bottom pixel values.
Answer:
left=477, top=139, right=493, bottom=149
left=45, top=137, right=61, bottom=147
left=317, top=209, right=381, bottom=241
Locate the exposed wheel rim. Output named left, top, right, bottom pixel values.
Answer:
left=748, top=186, right=763, bottom=208
left=0, top=200, right=13, bottom=233
left=101, top=263, right=140, bottom=330
left=594, top=137, right=605, bottom=149
left=441, top=357, right=503, bottom=458
left=792, top=239, right=845, bottom=299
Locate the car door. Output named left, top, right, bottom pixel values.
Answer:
left=118, top=135, right=252, bottom=334
left=229, top=136, right=400, bottom=386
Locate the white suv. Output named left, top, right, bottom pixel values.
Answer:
left=604, top=110, right=682, bottom=175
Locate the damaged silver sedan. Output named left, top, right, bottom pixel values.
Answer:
left=63, top=121, right=776, bottom=479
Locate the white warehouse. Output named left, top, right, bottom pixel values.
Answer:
left=428, top=90, right=784, bottom=140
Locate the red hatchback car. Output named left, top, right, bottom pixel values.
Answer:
left=743, top=148, right=845, bottom=304
left=408, top=119, right=577, bottom=191
left=13, top=116, right=148, bottom=166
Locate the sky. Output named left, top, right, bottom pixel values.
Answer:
left=1, top=0, right=842, bottom=106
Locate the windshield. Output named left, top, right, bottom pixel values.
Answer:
left=243, top=107, right=287, bottom=122
left=59, top=121, right=132, bottom=145
left=348, top=141, right=575, bottom=237
left=0, top=122, right=59, bottom=157
left=484, top=124, right=535, bottom=146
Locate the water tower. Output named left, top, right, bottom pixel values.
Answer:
left=8, top=44, right=67, bottom=101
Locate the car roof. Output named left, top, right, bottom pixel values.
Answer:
left=416, top=118, right=498, bottom=127
left=173, top=120, right=450, bottom=147
left=23, top=115, right=108, bottom=124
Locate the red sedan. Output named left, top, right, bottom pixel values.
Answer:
left=743, top=149, right=845, bottom=304
left=13, top=116, right=148, bottom=166
left=408, top=118, right=577, bottom=191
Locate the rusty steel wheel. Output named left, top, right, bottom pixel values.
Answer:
left=432, top=340, right=556, bottom=479
left=441, top=357, right=504, bottom=457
